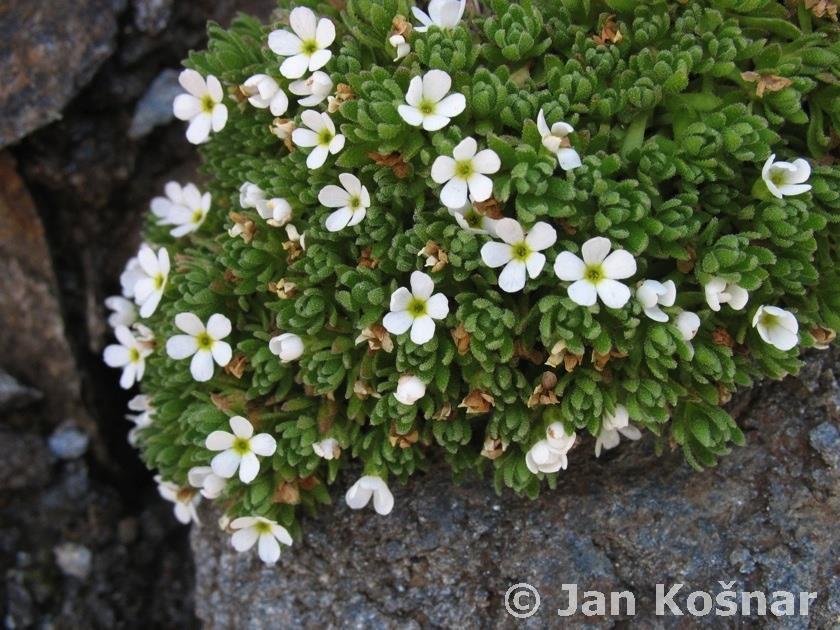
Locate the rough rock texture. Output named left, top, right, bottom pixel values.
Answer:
left=0, top=0, right=119, bottom=148
left=192, top=350, right=840, bottom=629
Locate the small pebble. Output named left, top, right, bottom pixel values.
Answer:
left=47, top=425, right=88, bottom=460
left=53, top=543, right=92, bottom=580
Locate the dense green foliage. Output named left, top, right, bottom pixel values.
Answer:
left=124, top=0, right=839, bottom=534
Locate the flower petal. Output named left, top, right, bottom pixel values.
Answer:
left=211, top=449, right=241, bottom=478
left=435, top=93, right=466, bottom=118
left=190, top=350, right=215, bottom=382
left=268, top=29, right=302, bottom=56
left=467, top=173, right=493, bottom=203
left=431, top=156, right=456, bottom=184
left=383, top=310, right=413, bottom=335
left=440, top=177, right=468, bottom=208
left=178, top=69, right=207, bottom=97
left=398, top=105, right=424, bottom=127
left=207, top=313, right=231, bottom=340
left=389, top=286, right=412, bottom=311
left=280, top=54, right=310, bottom=79
left=292, top=128, right=319, bottom=148
left=524, top=222, right=557, bottom=251
left=422, top=113, right=451, bottom=132
left=211, top=341, right=232, bottom=367
left=238, top=452, right=260, bottom=484
left=345, top=482, right=373, bottom=509
left=525, top=252, right=546, bottom=279
left=498, top=260, right=527, bottom=293
left=250, top=433, right=277, bottom=457
left=410, top=270, right=434, bottom=299
left=596, top=279, right=631, bottom=308
left=258, top=533, right=281, bottom=564
left=472, top=149, right=501, bottom=174
left=410, top=315, right=436, bottom=344
left=494, top=218, right=525, bottom=245
left=173, top=94, right=200, bottom=121
left=602, top=249, right=637, bottom=280
left=425, top=293, right=449, bottom=320
left=325, top=207, right=353, bottom=232
left=211, top=104, right=228, bottom=132
left=308, top=49, right=332, bottom=72
left=290, top=6, right=317, bottom=39
left=231, top=526, right=259, bottom=552
left=175, top=312, right=204, bottom=335
left=186, top=113, right=212, bottom=144
left=166, top=334, right=198, bottom=360
left=452, top=137, right=477, bottom=161
left=372, top=486, right=394, bottom=515
left=306, top=145, right=329, bottom=169
left=581, top=237, right=611, bottom=265
left=422, top=69, right=451, bottom=102
left=557, top=148, right=582, bottom=171
left=315, top=17, right=336, bottom=47
left=568, top=280, right=597, bottom=306
left=206, top=430, right=235, bottom=451
left=405, top=76, right=422, bottom=107
left=480, top=242, right=513, bottom=268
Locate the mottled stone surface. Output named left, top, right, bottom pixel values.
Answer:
left=192, top=350, right=840, bottom=628
left=0, top=0, right=119, bottom=147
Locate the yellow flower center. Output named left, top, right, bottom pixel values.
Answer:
left=255, top=520, right=272, bottom=534
left=408, top=297, right=427, bottom=317
left=232, top=437, right=251, bottom=455
left=585, top=264, right=604, bottom=283
left=760, top=312, right=779, bottom=328
left=200, top=94, right=215, bottom=114
left=348, top=196, right=361, bottom=210
left=511, top=242, right=531, bottom=262
left=465, top=210, right=482, bottom=228
left=129, top=347, right=141, bottom=363
left=302, top=39, right=319, bottom=55
left=418, top=99, right=436, bottom=115
left=455, top=160, right=474, bottom=179
left=196, top=332, right=214, bottom=350
left=153, top=273, right=165, bottom=290
left=318, top=128, right=334, bottom=146
left=191, top=209, right=204, bottom=223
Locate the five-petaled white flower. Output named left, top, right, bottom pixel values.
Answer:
left=554, top=237, right=637, bottom=308
left=156, top=476, right=201, bottom=525
left=130, top=245, right=170, bottom=317
left=389, top=34, right=410, bottom=60
left=241, top=74, right=289, bottom=116
left=752, top=305, right=799, bottom=351
left=636, top=279, right=676, bottom=322
left=206, top=416, right=277, bottom=484
left=398, top=70, right=466, bottom=131
left=394, top=374, right=426, bottom=405
left=312, top=437, right=341, bottom=460
left=345, top=475, right=394, bottom=515
left=480, top=218, right=557, bottom=293
left=230, top=516, right=293, bottom=565
left=595, top=406, right=642, bottom=457
left=105, top=296, right=137, bottom=329
left=319, top=173, right=371, bottom=232
left=269, top=333, right=304, bottom=362
left=412, top=0, right=466, bottom=32
left=537, top=109, right=582, bottom=172
left=173, top=69, right=228, bottom=144
left=289, top=71, right=333, bottom=106
left=169, top=186, right=212, bottom=237
left=525, top=422, right=576, bottom=474
left=761, top=154, right=812, bottom=199
left=292, top=110, right=345, bottom=169
left=268, top=7, right=335, bottom=79
left=383, top=271, right=449, bottom=344
left=448, top=203, right=498, bottom=235
left=165, top=312, right=233, bottom=382
left=120, top=256, right=144, bottom=299
left=431, top=137, right=500, bottom=208
left=104, top=326, right=152, bottom=389
left=126, top=394, right=153, bottom=446
left=704, top=277, right=748, bottom=312
left=188, top=466, right=227, bottom=500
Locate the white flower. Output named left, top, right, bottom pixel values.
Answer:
left=383, top=271, right=449, bottom=344
left=289, top=71, right=333, bottom=106
left=318, top=173, right=370, bottom=232
left=675, top=310, right=701, bottom=342
left=206, top=416, right=277, bottom=484
left=150, top=181, right=188, bottom=223
left=166, top=184, right=212, bottom=237
left=286, top=224, right=306, bottom=250
left=389, top=34, right=410, bottom=60
left=312, top=437, right=341, bottom=460
left=268, top=333, right=304, bottom=362
left=239, top=182, right=265, bottom=209
left=104, top=296, right=137, bottom=329
left=156, top=476, right=201, bottom=525
left=173, top=69, right=228, bottom=144
left=165, top=312, right=233, bottom=382
left=412, top=0, right=466, bottom=32
left=188, top=466, right=227, bottom=499
left=394, top=374, right=426, bottom=405
left=554, top=237, right=637, bottom=308
left=595, top=406, right=642, bottom=457
left=256, top=198, right=293, bottom=227
left=525, top=422, right=576, bottom=474
left=120, top=256, right=144, bottom=298
left=345, top=475, right=394, bottom=515
left=636, top=279, right=676, bottom=322
left=103, top=326, right=152, bottom=389
left=268, top=7, right=336, bottom=79
left=448, top=203, right=498, bottom=235
left=704, top=277, right=748, bottom=312
left=537, top=109, right=582, bottom=171
left=761, top=154, right=812, bottom=199
left=291, top=110, right=345, bottom=169
left=480, top=218, right=557, bottom=293
left=229, top=516, right=293, bottom=565
left=130, top=244, right=170, bottom=317
left=752, top=305, right=799, bottom=351
left=126, top=394, right=153, bottom=446
left=241, top=74, right=289, bottom=116
left=431, top=137, right=500, bottom=208
left=398, top=70, right=466, bottom=131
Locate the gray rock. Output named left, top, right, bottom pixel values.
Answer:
left=0, top=430, right=51, bottom=490
left=129, top=69, right=182, bottom=139
left=0, top=369, right=41, bottom=412
left=53, top=543, right=93, bottom=580
left=0, top=0, right=118, bottom=147
left=47, top=424, right=89, bottom=460
left=192, top=350, right=840, bottom=628
left=809, top=421, right=840, bottom=468
left=132, top=0, right=174, bottom=34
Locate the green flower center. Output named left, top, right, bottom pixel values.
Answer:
left=318, top=128, right=334, bottom=146
left=232, top=437, right=251, bottom=455
left=348, top=196, right=361, bottom=210
left=154, top=273, right=165, bottom=290
left=418, top=99, right=436, bottom=115
left=255, top=521, right=272, bottom=534
left=585, top=264, right=604, bottom=283
left=465, top=210, right=482, bottom=228
left=408, top=297, right=427, bottom=317
left=200, top=94, right=215, bottom=113
left=511, top=242, right=531, bottom=262
left=196, top=332, right=214, bottom=350
left=455, top=160, right=474, bottom=180
left=760, top=312, right=779, bottom=328
left=192, top=209, right=204, bottom=223
left=770, top=171, right=786, bottom=186
left=302, top=39, right=319, bottom=55
left=129, top=347, right=141, bottom=363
